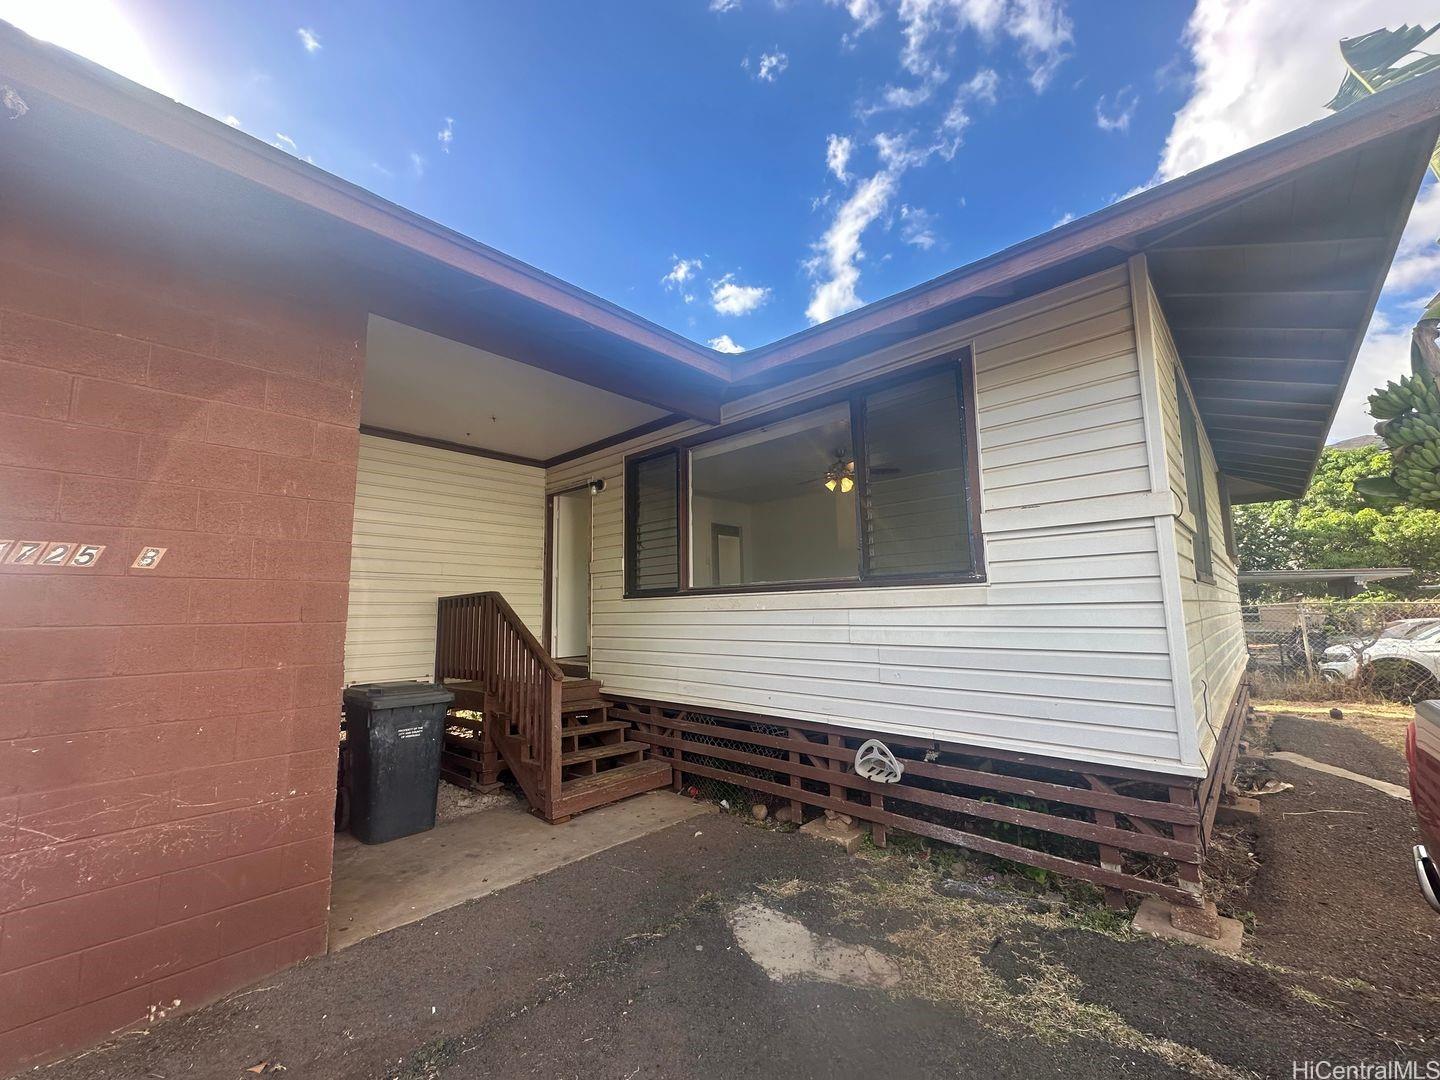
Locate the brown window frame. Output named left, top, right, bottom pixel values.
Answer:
left=1176, top=367, right=1216, bottom=585
left=622, top=350, right=985, bottom=599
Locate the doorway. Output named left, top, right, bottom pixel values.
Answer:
left=548, top=486, right=592, bottom=666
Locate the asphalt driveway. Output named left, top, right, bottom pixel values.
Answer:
left=35, top=713, right=1440, bottom=1080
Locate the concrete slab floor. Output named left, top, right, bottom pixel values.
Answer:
left=328, top=790, right=713, bottom=950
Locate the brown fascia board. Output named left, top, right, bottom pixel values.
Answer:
left=732, top=67, right=1440, bottom=382
left=0, top=21, right=728, bottom=384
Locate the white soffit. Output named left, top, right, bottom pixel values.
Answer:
left=362, top=314, right=667, bottom=461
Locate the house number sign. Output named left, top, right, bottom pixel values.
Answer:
left=0, top=542, right=168, bottom=569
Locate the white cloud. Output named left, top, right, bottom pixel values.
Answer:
left=222, top=114, right=241, bottom=127
left=409, top=151, right=426, bottom=178
left=1330, top=311, right=1410, bottom=443
left=937, top=67, right=998, bottom=158
left=806, top=156, right=902, bottom=323
left=826, top=134, right=853, bottom=183
left=273, top=132, right=298, bottom=152
left=1382, top=181, right=1440, bottom=299
left=805, top=131, right=953, bottom=323
left=745, top=50, right=790, bottom=82
left=711, top=273, right=772, bottom=315
left=709, top=334, right=747, bottom=353
left=1149, top=0, right=1437, bottom=446
left=832, top=0, right=883, bottom=42
left=663, top=256, right=704, bottom=299
left=1053, top=210, right=1076, bottom=227
left=710, top=0, right=741, bottom=11
left=1095, top=86, right=1138, bottom=133
left=1004, top=0, right=1073, bottom=91
left=899, top=204, right=938, bottom=249
left=1156, top=0, right=1417, bottom=182
left=438, top=116, right=454, bottom=154
left=895, top=0, right=1071, bottom=93
left=297, top=26, right=321, bottom=53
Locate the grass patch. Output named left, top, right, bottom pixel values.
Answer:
left=763, top=866, right=1245, bottom=1080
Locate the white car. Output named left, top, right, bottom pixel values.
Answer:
left=1320, top=618, right=1440, bottom=698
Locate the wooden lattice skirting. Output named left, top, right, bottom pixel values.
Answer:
left=609, top=682, right=1250, bottom=908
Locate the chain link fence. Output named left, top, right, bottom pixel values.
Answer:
left=1244, top=599, right=1440, bottom=702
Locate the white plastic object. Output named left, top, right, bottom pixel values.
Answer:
left=854, top=739, right=904, bottom=784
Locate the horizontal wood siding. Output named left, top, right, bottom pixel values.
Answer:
left=1151, top=292, right=1247, bottom=764
left=344, top=434, right=544, bottom=683
left=550, top=267, right=1194, bottom=774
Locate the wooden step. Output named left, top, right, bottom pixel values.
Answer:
left=556, top=657, right=590, bottom=678
left=561, top=677, right=602, bottom=700
left=555, top=759, right=672, bottom=817
left=561, top=699, right=608, bottom=716
left=560, top=719, right=626, bottom=738
left=561, top=740, right=645, bottom=767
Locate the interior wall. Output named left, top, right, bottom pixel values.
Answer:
left=344, top=435, right=545, bottom=683
left=0, top=215, right=364, bottom=1073
left=552, top=490, right=591, bottom=658
left=748, top=489, right=858, bottom=583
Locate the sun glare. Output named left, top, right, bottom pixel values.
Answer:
left=0, top=0, right=176, bottom=99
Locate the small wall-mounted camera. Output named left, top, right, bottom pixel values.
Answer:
left=588, top=478, right=607, bottom=495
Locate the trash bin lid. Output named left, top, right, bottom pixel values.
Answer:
left=342, top=681, right=455, bottom=709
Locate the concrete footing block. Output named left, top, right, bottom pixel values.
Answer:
left=799, top=816, right=868, bottom=854
left=1215, top=795, right=1262, bottom=825
left=1133, top=898, right=1244, bottom=953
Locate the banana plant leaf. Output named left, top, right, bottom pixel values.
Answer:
left=1327, top=23, right=1440, bottom=179
left=1355, top=474, right=1407, bottom=509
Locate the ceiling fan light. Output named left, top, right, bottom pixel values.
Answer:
left=824, top=476, right=838, bottom=492
left=839, top=475, right=854, bottom=493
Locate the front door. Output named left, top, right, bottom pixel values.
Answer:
left=550, top=487, right=591, bottom=661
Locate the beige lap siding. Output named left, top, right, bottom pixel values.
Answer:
left=343, top=435, right=545, bottom=683
left=1148, top=283, right=1247, bottom=764
left=0, top=217, right=363, bottom=1072
left=549, top=266, right=1191, bottom=773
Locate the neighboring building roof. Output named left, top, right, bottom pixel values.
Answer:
left=1239, top=568, right=1413, bottom=585
left=2, top=20, right=1438, bottom=490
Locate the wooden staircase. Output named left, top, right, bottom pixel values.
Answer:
left=435, top=592, right=670, bottom=822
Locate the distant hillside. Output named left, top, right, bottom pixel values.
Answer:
left=1326, top=433, right=1383, bottom=449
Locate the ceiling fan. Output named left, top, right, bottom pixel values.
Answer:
left=809, top=450, right=899, bottom=494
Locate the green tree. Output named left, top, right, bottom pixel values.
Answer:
left=1234, top=446, right=1440, bottom=590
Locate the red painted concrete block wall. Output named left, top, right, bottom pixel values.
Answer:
left=0, top=222, right=365, bottom=1072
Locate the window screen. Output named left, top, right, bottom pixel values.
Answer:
left=625, top=449, right=680, bottom=594
left=860, top=369, right=974, bottom=578
left=1177, top=372, right=1214, bottom=582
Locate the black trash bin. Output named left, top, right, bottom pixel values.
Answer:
left=342, top=681, right=454, bottom=844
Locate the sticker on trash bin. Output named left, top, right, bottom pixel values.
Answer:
left=396, top=725, right=425, bottom=739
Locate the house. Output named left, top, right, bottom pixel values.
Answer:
left=2, top=20, right=1437, bottom=1072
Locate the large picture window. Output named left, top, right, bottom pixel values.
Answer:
left=623, top=356, right=982, bottom=597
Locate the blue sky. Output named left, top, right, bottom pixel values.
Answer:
left=3, top=0, right=1436, bottom=438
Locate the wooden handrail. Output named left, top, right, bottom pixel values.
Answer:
left=435, top=591, right=564, bottom=817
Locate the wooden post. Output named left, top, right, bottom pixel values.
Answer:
left=1169, top=784, right=1204, bottom=902
left=1297, top=607, right=1316, bottom=678
left=785, top=726, right=805, bottom=822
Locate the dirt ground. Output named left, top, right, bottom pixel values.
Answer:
left=31, top=712, right=1440, bottom=1080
